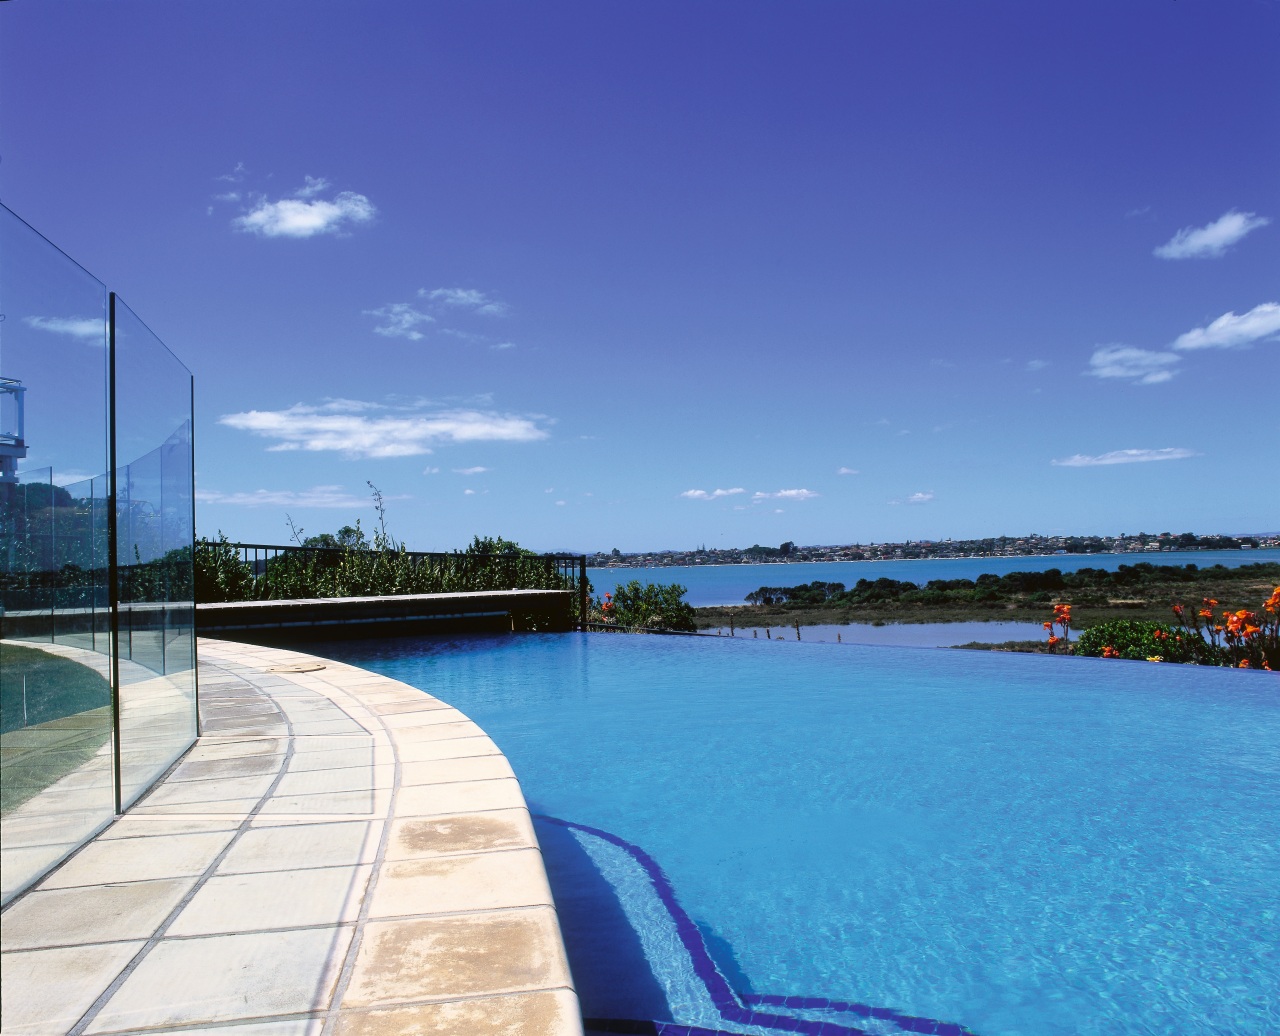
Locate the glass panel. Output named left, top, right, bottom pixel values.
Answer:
left=0, top=203, right=114, bottom=904
left=112, top=297, right=196, bottom=809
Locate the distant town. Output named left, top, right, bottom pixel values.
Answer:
left=589, top=531, right=1280, bottom=568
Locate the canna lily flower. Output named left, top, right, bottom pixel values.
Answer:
left=1238, top=660, right=1251, bottom=669
left=1043, top=621, right=1053, bottom=630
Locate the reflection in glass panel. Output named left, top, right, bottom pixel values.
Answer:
left=0, top=204, right=115, bottom=904
left=112, top=297, right=196, bottom=809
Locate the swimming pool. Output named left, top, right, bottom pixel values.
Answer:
left=327, top=634, right=1280, bottom=1036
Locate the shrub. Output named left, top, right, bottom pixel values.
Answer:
left=593, top=580, right=697, bottom=632
left=1076, top=619, right=1201, bottom=663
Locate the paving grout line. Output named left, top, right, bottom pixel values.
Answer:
left=83, top=1010, right=325, bottom=1035
left=319, top=676, right=405, bottom=1035
left=66, top=667, right=305, bottom=1036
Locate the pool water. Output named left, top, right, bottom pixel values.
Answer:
left=328, top=634, right=1280, bottom=1036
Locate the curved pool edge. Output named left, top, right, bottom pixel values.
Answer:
left=0, top=637, right=584, bottom=1036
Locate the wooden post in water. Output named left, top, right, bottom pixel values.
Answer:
left=794, top=621, right=801, bottom=641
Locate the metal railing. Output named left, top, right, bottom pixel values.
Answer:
left=215, top=542, right=589, bottom=628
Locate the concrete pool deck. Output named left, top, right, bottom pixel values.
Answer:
left=1, top=637, right=583, bottom=1036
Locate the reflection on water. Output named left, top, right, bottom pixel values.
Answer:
left=704, top=620, right=1073, bottom=647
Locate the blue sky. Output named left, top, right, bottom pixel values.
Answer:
left=3, top=0, right=1277, bottom=552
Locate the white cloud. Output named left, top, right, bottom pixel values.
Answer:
left=681, top=488, right=746, bottom=500
left=234, top=189, right=375, bottom=238
left=492, top=341, right=517, bottom=350
left=365, top=302, right=434, bottom=340
left=836, top=467, right=859, bottom=475
left=1026, top=359, right=1049, bottom=372
left=1052, top=448, right=1198, bottom=468
left=453, top=466, right=489, bottom=475
left=463, top=488, right=476, bottom=496
left=217, top=162, right=247, bottom=183
left=421, top=287, right=508, bottom=316
left=1171, top=302, right=1280, bottom=351
left=1087, top=345, right=1181, bottom=385
left=753, top=489, right=818, bottom=501
left=423, top=466, right=440, bottom=475
left=1154, top=210, right=1270, bottom=259
left=23, top=316, right=104, bottom=342
left=555, top=500, right=567, bottom=506
left=195, top=485, right=369, bottom=508
left=907, top=491, right=934, bottom=504
left=219, top=401, right=549, bottom=458
left=295, top=175, right=331, bottom=198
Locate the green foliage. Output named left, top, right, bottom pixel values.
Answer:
left=193, top=528, right=572, bottom=605
left=194, top=533, right=258, bottom=603
left=743, top=562, right=1280, bottom=610
left=596, top=580, right=697, bottom=632
left=464, top=535, right=537, bottom=557
left=302, top=525, right=368, bottom=550
left=1075, top=619, right=1202, bottom=663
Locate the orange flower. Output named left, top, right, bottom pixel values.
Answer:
left=1199, top=609, right=1214, bottom=619
left=1048, top=635, right=1060, bottom=645
left=1238, top=659, right=1251, bottom=669
left=1043, top=621, right=1053, bottom=630
left=1204, top=598, right=1219, bottom=607
left=1102, top=645, right=1120, bottom=658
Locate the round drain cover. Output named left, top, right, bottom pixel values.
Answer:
left=267, top=663, right=327, bottom=673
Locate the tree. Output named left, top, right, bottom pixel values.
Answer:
left=464, top=535, right=536, bottom=557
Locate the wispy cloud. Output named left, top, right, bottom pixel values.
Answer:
left=1026, top=359, right=1049, bottom=372
left=219, top=400, right=549, bottom=459
left=365, top=302, right=434, bottom=340
left=1087, top=345, right=1181, bottom=385
left=420, top=287, right=508, bottom=316
left=453, top=466, right=489, bottom=475
left=681, top=488, right=745, bottom=500
left=836, top=467, right=859, bottom=475
left=1052, top=448, right=1198, bottom=467
left=753, top=489, right=818, bottom=501
left=195, top=485, right=370, bottom=508
left=23, top=316, right=104, bottom=342
left=907, top=491, right=934, bottom=504
left=295, top=175, right=331, bottom=198
left=1154, top=210, right=1270, bottom=259
left=1171, top=302, right=1280, bottom=351
left=232, top=178, right=376, bottom=238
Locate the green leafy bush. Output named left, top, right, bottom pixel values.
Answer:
left=1075, top=619, right=1201, bottom=663
left=595, top=580, right=697, bottom=632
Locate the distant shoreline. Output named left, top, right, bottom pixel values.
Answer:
left=590, top=547, right=1274, bottom=571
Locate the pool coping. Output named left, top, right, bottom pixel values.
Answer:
left=0, top=637, right=583, bottom=1036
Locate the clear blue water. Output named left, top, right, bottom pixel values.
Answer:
left=329, top=634, right=1280, bottom=1036
left=590, top=548, right=1280, bottom=606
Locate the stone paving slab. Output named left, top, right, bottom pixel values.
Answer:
left=0, top=637, right=582, bottom=1036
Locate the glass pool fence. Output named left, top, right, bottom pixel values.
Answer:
left=0, top=202, right=197, bottom=904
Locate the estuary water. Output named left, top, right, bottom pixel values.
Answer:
left=588, top=548, right=1280, bottom=608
